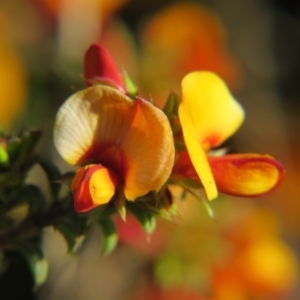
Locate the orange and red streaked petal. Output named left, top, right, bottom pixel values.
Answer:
left=208, top=154, right=284, bottom=197
left=84, top=43, right=126, bottom=92
left=180, top=71, right=244, bottom=150
left=71, top=164, right=117, bottom=212
left=122, top=97, right=174, bottom=200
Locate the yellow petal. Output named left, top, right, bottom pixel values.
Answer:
left=54, top=85, right=174, bottom=201
left=177, top=117, right=218, bottom=200
left=71, top=164, right=117, bottom=212
left=180, top=71, right=244, bottom=150
left=209, top=154, right=284, bottom=196
left=89, top=166, right=117, bottom=205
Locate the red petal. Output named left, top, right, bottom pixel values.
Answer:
left=209, top=154, right=284, bottom=197
left=84, top=43, right=126, bottom=92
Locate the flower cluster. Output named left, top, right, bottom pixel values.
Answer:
left=54, top=43, right=283, bottom=220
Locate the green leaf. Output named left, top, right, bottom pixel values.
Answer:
left=17, top=129, right=42, bottom=165
left=0, top=252, right=8, bottom=276
left=37, top=157, right=61, bottom=181
left=31, top=257, right=48, bottom=287
left=99, top=218, right=118, bottom=255
left=56, top=171, right=76, bottom=186
left=163, top=92, right=180, bottom=117
left=56, top=223, right=76, bottom=253
left=0, top=147, right=9, bottom=165
left=6, top=137, right=22, bottom=161
left=185, top=188, right=215, bottom=219
left=127, top=203, right=156, bottom=235
left=22, top=184, right=47, bottom=215
left=18, top=242, right=48, bottom=288
left=114, top=192, right=126, bottom=221
left=122, top=71, right=137, bottom=96
left=201, top=198, right=215, bottom=219
left=5, top=203, right=29, bottom=224
left=37, top=157, right=62, bottom=200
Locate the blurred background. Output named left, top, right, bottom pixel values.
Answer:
left=0, top=0, right=300, bottom=299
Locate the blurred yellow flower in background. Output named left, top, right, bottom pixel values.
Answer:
left=0, top=9, right=27, bottom=128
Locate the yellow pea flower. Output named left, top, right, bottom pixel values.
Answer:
left=175, top=71, right=283, bottom=200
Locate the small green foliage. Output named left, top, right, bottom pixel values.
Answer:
left=127, top=202, right=157, bottom=235
left=16, top=129, right=42, bottom=166
left=56, top=223, right=77, bottom=253
left=114, top=192, right=126, bottom=221
left=0, top=251, right=8, bottom=276
left=0, top=147, right=8, bottom=165
left=122, top=70, right=138, bottom=97
left=99, top=218, right=118, bottom=255
left=37, top=157, right=62, bottom=200
left=163, top=92, right=180, bottom=117
left=31, top=257, right=49, bottom=288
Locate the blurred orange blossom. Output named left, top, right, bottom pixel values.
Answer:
left=140, top=2, right=242, bottom=106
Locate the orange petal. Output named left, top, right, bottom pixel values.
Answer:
left=208, top=154, right=284, bottom=197
left=180, top=71, right=244, bottom=150
left=122, top=97, right=174, bottom=200
left=54, top=85, right=174, bottom=201
left=71, top=164, right=117, bottom=212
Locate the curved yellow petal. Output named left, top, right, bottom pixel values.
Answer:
left=54, top=85, right=174, bottom=201
left=209, top=154, right=284, bottom=197
left=71, top=164, right=117, bottom=212
left=180, top=71, right=244, bottom=150
left=177, top=114, right=218, bottom=200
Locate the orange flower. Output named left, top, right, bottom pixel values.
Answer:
left=212, top=209, right=299, bottom=299
left=54, top=44, right=174, bottom=212
left=174, top=71, right=283, bottom=200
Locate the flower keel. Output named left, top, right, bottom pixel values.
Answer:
left=71, top=164, right=118, bottom=212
